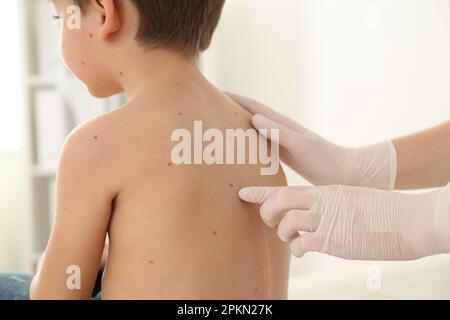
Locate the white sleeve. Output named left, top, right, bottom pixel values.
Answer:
left=434, top=182, right=450, bottom=253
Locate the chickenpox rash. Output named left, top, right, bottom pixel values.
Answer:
left=81, top=61, right=86, bottom=66
left=89, top=32, right=94, bottom=39
left=119, top=71, right=124, bottom=77
left=93, top=135, right=98, bottom=140
left=167, top=161, right=174, bottom=167
left=146, top=259, right=155, bottom=265
left=229, top=183, right=234, bottom=188
left=178, top=112, right=183, bottom=116
left=212, top=230, right=217, bottom=237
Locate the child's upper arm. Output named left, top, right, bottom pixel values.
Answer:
left=30, top=120, right=119, bottom=300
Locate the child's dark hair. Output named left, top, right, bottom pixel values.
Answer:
left=75, top=0, right=225, bottom=56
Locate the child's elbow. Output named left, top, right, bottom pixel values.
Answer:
left=29, top=274, right=55, bottom=300
left=29, top=274, right=91, bottom=300
left=29, top=275, right=44, bottom=300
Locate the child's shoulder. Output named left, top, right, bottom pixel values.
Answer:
left=55, top=107, right=128, bottom=199
left=62, top=107, right=120, bottom=158
left=66, top=98, right=177, bottom=149
left=61, top=99, right=181, bottom=176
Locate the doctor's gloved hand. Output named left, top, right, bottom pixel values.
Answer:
left=238, top=184, right=450, bottom=261
left=228, top=93, right=397, bottom=190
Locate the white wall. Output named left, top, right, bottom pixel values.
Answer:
left=0, top=152, right=27, bottom=271
left=203, top=0, right=450, bottom=283
left=0, top=2, right=21, bottom=151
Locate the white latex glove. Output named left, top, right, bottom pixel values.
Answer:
left=239, top=183, right=450, bottom=261
left=228, top=93, right=397, bottom=190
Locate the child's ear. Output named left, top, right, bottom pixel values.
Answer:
left=92, top=0, right=122, bottom=41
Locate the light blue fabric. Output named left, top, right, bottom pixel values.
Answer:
left=0, top=273, right=32, bottom=300
left=0, top=272, right=103, bottom=300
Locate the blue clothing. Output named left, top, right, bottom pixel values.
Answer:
left=0, top=273, right=32, bottom=300
left=0, top=272, right=102, bottom=300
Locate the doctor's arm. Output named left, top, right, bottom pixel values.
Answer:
left=229, top=94, right=450, bottom=260
left=394, top=120, right=450, bottom=189
left=228, top=93, right=450, bottom=190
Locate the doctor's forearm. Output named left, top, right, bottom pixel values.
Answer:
left=393, top=120, right=450, bottom=189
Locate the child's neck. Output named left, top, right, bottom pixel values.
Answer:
left=119, top=48, right=203, bottom=101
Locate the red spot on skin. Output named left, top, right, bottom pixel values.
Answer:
left=212, top=230, right=217, bottom=237
left=254, top=287, right=258, bottom=293
left=229, top=183, right=234, bottom=188
left=234, top=111, right=238, bottom=116
left=93, top=135, right=98, bottom=140
left=81, top=61, right=86, bottom=66
left=89, top=33, right=94, bottom=39
left=147, top=259, right=155, bottom=265
left=119, top=71, right=124, bottom=76
left=178, top=112, right=183, bottom=116
left=176, top=82, right=180, bottom=86
left=168, top=162, right=173, bottom=167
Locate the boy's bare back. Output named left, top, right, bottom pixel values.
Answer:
left=31, top=0, right=289, bottom=300
left=100, top=72, right=290, bottom=299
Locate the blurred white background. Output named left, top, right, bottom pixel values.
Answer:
left=1, top=0, right=449, bottom=299
left=0, top=1, right=26, bottom=271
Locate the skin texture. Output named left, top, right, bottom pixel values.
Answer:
left=393, top=120, right=450, bottom=189
left=30, top=0, right=290, bottom=299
